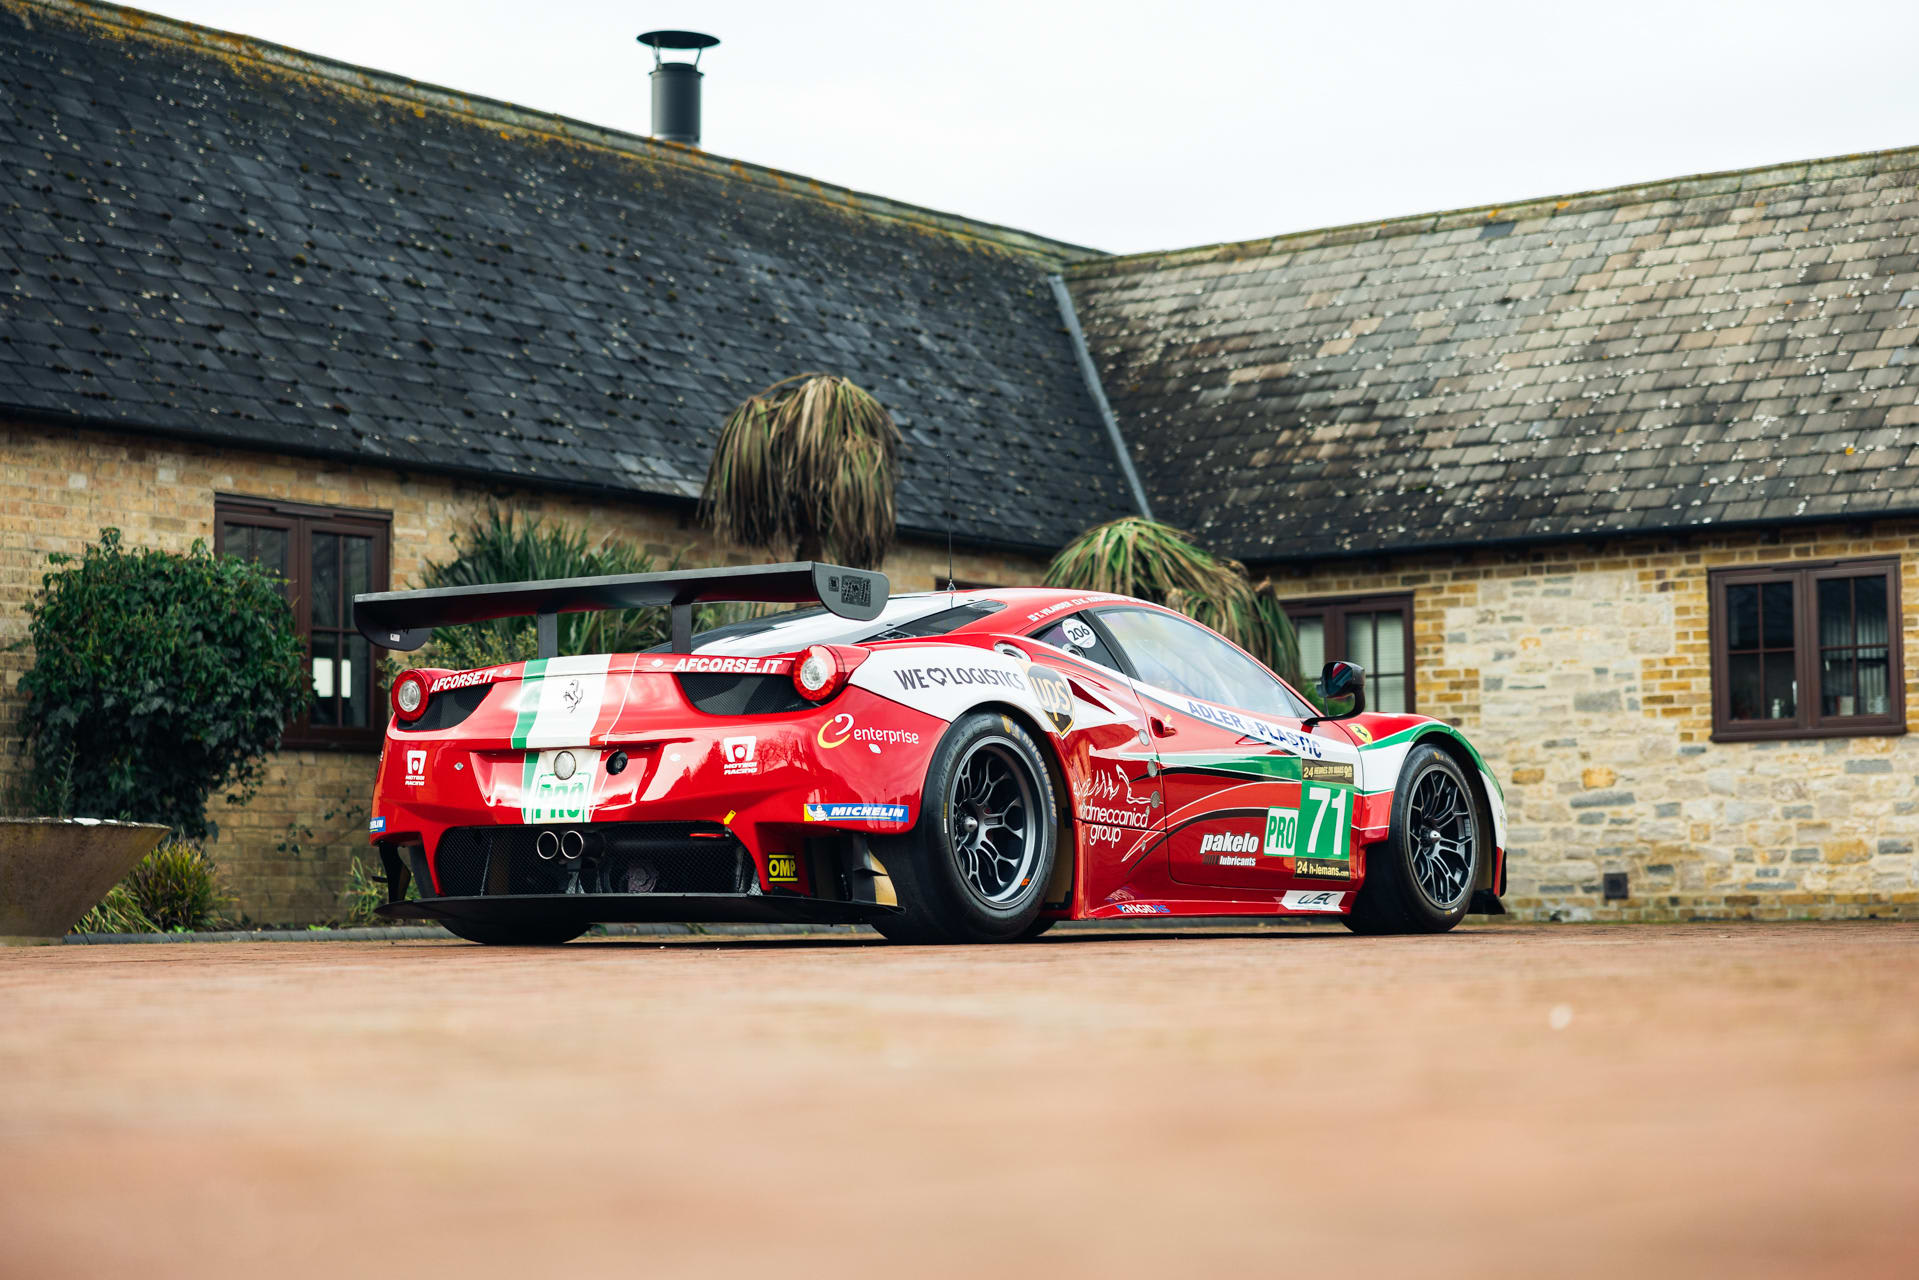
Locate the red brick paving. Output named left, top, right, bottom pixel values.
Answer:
left=1, top=922, right=1915, bottom=1278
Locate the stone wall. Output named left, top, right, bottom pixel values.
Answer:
left=1262, top=520, right=1919, bottom=921
left=1, top=422, right=1049, bottom=923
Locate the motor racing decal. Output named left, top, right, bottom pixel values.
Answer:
left=509, top=655, right=620, bottom=750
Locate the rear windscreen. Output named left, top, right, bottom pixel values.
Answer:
left=654, top=595, right=1006, bottom=658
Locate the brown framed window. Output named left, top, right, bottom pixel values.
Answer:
left=1281, top=594, right=1415, bottom=713
left=215, top=496, right=392, bottom=750
left=1709, top=557, right=1904, bottom=741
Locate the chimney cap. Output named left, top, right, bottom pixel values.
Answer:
left=638, top=30, right=719, bottom=53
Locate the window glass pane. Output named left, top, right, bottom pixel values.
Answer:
left=1727, top=584, right=1759, bottom=650
left=1294, top=615, right=1325, bottom=681
left=310, top=632, right=339, bottom=726
left=1728, top=652, right=1762, bottom=719
left=1371, top=674, right=1407, bottom=714
left=344, top=535, right=372, bottom=602
left=1098, top=608, right=1312, bottom=720
left=1762, top=650, right=1796, bottom=720
left=1372, top=611, right=1405, bottom=677
left=1032, top=614, right=1123, bottom=673
left=1820, top=650, right=1856, bottom=718
left=344, top=634, right=370, bottom=728
left=1854, top=575, right=1889, bottom=646
left=1761, top=581, right=1795, bottom=649
left=254, top=527, right=289, bottom=580
left=311, top=533, right=339, bottom=628
left=1818, top=578, right=1852, bottom=648
left=221, top=523, right=252, bottom=561
left=1346, top=612, right=1375, bottom=666
left=1858, top=647, right=1892, bottom=717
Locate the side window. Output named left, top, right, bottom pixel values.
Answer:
left=1030, top=612, right=1124, bottom=673
left=1096, top=608, right=1312, bottom=720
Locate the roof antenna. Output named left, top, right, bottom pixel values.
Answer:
left=942, top=429, right=956, bottom=594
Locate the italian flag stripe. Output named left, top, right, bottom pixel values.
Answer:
left=509, top=657, right=549, bottom=750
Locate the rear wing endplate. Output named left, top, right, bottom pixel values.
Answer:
left=353, top=561, right=887, bottom=656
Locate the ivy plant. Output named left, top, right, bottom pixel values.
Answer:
left=18, top=528, right=309, bottom=838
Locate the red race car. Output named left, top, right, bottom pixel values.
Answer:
left=354, top=563, right=1505, bottom=945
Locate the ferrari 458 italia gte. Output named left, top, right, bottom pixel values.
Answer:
left=353, top=562, right=1504, bottom=945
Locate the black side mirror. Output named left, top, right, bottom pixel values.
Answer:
left=1312, top=660, right=1366, bottom=721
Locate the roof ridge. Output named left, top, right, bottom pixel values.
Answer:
left=1065, top=142, right=1919, bottom=277
left=11, top=0, right=1103, bottom=268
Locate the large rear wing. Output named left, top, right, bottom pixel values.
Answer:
left=353, top=561, right=888, bottom=656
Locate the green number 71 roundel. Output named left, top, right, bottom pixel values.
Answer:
left=1264, top=784, right=1352, bottom=876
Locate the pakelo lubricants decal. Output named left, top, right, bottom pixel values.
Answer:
left=510, top=655, right=615, bottom=750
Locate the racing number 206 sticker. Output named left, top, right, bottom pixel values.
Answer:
left=1264, top=784, right=1351, bottom=879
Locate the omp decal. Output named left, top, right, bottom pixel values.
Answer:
left=817, top=713, right=854, bottom=749
left=1026, top=665, right=1074, bottom=732
left=1282, top=889, right=1345, bottom=912
left=1116, top=902, right=1171, bottom=915
left=766, top=853, right=800, bottom=883
left=368, top=816, right=386, bottom=833
left=520, top=749, right=592, bottom=824
left=803, top=803, right=910, bottom=824
left=510, top=655, right=615, bottom=750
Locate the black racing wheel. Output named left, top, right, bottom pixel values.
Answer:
left=871, top=710, right=1059, bottom=944
left=1344, top=743, right=1482, bottom=935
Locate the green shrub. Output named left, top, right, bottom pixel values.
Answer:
left=125, top=840, right=227, bottom=931
left=71, top=882, right=157, bottom=935
left=342, top=853, right=414, bottom=926
left=17, top=528, right=309, bottom=837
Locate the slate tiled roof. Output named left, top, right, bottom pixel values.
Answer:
left=1067, top=149, right=1919, bottom=562
left=0, top=0, right=1136, bottom=551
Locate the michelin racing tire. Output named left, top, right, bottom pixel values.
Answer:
left=442, top=919, right=589, bottom=946
left=1344, top=743, right=1482, bottom=936
left=871, top=710, right=1058, bottom=945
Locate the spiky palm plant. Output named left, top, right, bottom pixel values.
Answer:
left=700, top=374, right=901, bottom=569
left=1045, top=517, right=1304, bottom=686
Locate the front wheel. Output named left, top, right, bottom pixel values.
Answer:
left=870, top=711, right=1058, bottom=944
left=1344, top=744, right=1482, bottom=935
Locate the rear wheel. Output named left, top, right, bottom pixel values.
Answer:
left=442, top=918, right=588, bottom=946
left=1344, top=744, right=1481, bottom=935
left=870, top=711, right=1058, bottom=944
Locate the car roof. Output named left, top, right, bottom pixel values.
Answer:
left=893, top=586, right=1147, bottom=631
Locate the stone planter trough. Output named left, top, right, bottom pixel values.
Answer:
left=0, top=817, right=169, bottom=945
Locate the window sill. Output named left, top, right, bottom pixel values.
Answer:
left=1711, top=721, right=1908, bottom=744
left=277, top=734, right=386, bottom=754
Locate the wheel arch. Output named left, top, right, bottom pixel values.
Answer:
left=969, top=699, right=1077, bottom=912
left=1410, top=726, right=1501, bottom=894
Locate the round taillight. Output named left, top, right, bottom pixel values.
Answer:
left=793, top=645, right=843, bottom=701
left=392, top=671, right=428, bottom=722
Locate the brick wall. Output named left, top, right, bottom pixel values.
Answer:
left=1263, top=522, right=1919, bottom=921
left=1, top=422, right=1049, bottom=923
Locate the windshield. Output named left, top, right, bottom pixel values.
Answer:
left=654, top=595, right=1004, bottom=657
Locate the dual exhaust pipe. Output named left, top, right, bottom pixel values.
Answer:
left=535, top=828, right=587, bottom=861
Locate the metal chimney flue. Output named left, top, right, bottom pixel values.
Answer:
left=638, top=30, right=719, bottom=147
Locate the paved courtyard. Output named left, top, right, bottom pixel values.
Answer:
left=1, top=922, right=1914, bottom=1278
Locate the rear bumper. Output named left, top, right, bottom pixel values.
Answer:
left=380, top=893, right=894, bottom=927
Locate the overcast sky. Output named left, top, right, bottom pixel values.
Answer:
left=144, top=0, right=1919, bottom=255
